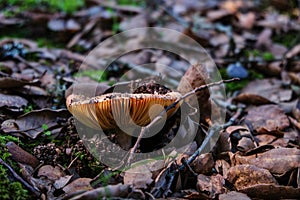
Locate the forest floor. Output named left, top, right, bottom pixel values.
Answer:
left=0, top=0, right=300, bottom=199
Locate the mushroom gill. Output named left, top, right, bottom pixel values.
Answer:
left=67, top=92, right=182, bottom=131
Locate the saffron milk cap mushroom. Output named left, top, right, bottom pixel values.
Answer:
left=66, top=91, right=182, bottom=131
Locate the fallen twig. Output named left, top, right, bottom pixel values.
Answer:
left=0, top=158, right=41, bottom=197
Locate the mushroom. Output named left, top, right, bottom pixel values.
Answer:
left=67, top=92, right=182, bottom=130
left=66, top=91, right=182, bottom=149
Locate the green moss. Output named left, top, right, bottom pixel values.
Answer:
left=36, top=37, right=64, bottom=48
left=74, top=69, right=107, bottom=82
left=272, top=31, right=299, bottom=48
left=0, top=135, right=30, bottom=200
left=0, top=165, right=30, bottom=200
left=116, top=0, right=144, bottom=6
left=3, top=0, right=85, bottom=14
left=244, top=49, right=275, bottom=61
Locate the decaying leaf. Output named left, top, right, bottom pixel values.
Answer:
left=68, top=183, right=130, bottom=200
left=0, top=77, right=39, bottom=89
left=245, top=104, right=290, bottom=134
left=225, top=164, right=278, bottom=190
left=233, top=79, right=293, bottom=104
left=232, top=148, right=300, bottom=174
left=63, top=178, right=93, bottom=195
left=196, top=174, right=225, bottom=199
left=177, top=63, right=213, bottom=122
left=215, top=159, right=231, bottom=177
left=37, top=165, right=65, bottom=181
left=237, top=137, right=255, bottom=152
left=240, top=184, right=300, bottom=199
left=219, top=191, right=251, bottom=200
left=191, top=153, right=215, bottom=174
left=123, top=161, right=156, bottom=189
left=54, top=175, right=73, bottom=190
left=0, top=93, right=28, bottom=111
left=1, top=108, right=70, bottom=139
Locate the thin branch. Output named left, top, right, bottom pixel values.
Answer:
left=166, top=78, right=239, bottom=112
left=0, top=158, right=41, bottom=197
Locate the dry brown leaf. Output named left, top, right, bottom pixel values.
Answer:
left=254, top=134, right=277, bottom=146
left=63, top=178, right=93, bottom=195
left=191, top=153, right=215, bottom=174
left=245, top=104, right=290, bottom=134
left=206, top=9, right=231, bottom=21
left=0, top=93, right=28, bottom=111
left=233, top=93, right=272, bottom=106
left=288, top=72, right=300, bottom=85
left=54, top=175, right=73, bottom=190
left=15, top=86, right=48, bottom=96
left=220, top=0, right=244, bottom=13
left=255, top=28, right=272, bottom=49
left=219, top=191, right=251, bottom=200
left=69, top=183, right=130, bottom=200
left=226, top=125, right=248, bottom=134
left=119, top=13, right=148, bottom=30
left=240, top=184, right=300, bottom=199
left=1, top=108, right=70, bottom=139
left=233, top=148, right=300, bottom=174
left=215, top=159, right=231, bottom=177
left=225, top=164, right=278, bottom=190
left=123, top=162, right=155, bottom=189
left=270, top=44, right=288, bottom=59
left=234, top=79, right=292, bottom=104
left=286, top=44, right=300, bottom=59
left=196, top=174, right=225, bottom=199
left=177, top=63, right=212, bottom=122
left=237, top=137, right=255, bottom=152
left=37, top=165, right=65, bottom=181
left=0, top=77, right=39, bottom=89
left=216, top=130, right=231, bottom=153
left=237, top=12, right=256, bottom=29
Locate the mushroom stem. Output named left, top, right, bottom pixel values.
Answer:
left=115, top=129, right=133, bottom=151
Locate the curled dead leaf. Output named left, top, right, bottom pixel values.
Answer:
left=0, top=93, right=28, bottom=111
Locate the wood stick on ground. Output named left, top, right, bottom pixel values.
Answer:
left=127, top=78, right=239, bottom=165
left=0, top=158, right=41, bottom=197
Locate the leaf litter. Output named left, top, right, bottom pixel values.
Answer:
left=0, top=0, right=299, bottom=199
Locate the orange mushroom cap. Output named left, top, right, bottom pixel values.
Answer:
left=67, top=92, right=182, bottom=130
